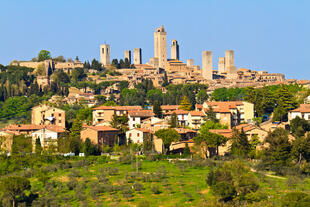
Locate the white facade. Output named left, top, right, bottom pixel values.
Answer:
left=289, top=112, right=310, bottom=121
left=126, top=129, right=145, bottom=144
left=128, top=115, right=141, bottom=129
left=31, top=128, right=59, bottom=149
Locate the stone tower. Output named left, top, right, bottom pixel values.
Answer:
left=202, top=51, right=212, bottom=80
left=154, top=25, right=167, bottom=68
left=171, top=39, right=179, bottom=60
left=100, top=44, right=110, bottom=66
left=218, top=57, right=225, bottom=73
left=124, top=50, right=131, bottom=64
left=133, top=48, right=142, bottom=65
left=225, top=50, right=235, bottom=73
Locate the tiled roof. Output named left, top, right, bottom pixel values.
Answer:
left=189, top=111, right=205, bottom=116
left=2, top=124, right=44, bottom=131
left=93, top=105, right=142, bottom=111
left=84, top=126, right=118, bottom=131
left=234, top=124, right=257, bottom=132
left=290, top=104, right=310, bottom=113
left=195, top=104, right=203, bottom=109
left=166, top=110, right=189, bottom=115
left=209, top=129, right=233, bottom=138
left=161, top=105, right=180, bottom=110
left=174, top=128, right=197, bottom=134
left=128, top=110, right=154, bottom=117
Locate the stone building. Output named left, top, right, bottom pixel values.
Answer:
left=100, top=44, right=110, bottom=66
left=171, top=39, right=179, bottom=60
left=31, top=104, right=66, bottom=128
left=124, top=50, right=131, bottom=64
left=202, top=51, right=212, bottom=80
left=154, top=25, right=167, bottom=68
left=80, top=126, right=118, bottom=147
left=133, top=48, right=142, bottom=65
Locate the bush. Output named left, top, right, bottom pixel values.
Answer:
left=133, top=182, right=144, bottom=192
left=137, top=200, right=151, bottom=207
left=280, top=192, right=310, bottom=207
left=151, top=185, right=161, bottom=194
left=121, top=185, right=134, bottom=200
left=119, top=154, right=133, bottom=164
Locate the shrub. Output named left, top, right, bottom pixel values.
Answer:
left=151, top=185, right=161, bottom=194
left=280, top=192, right=310, bottom=207
left=67, top=179, right=78, bottom=190
left=133, top=182, right=144, bottom=192
left=137, top=200, right=151, bottom=207
left=121, top=185, right=134, bottom=200
left=119, top=154, right=133, bottom=164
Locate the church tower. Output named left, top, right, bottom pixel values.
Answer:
left=154, top=25, right=167, bottom=68
left=171, top=40, right=179, bottom=60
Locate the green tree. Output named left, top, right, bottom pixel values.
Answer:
left=168, top=112, right=178, bottom=128
left=11, top=135, right=32, bottom=155
left=291, top=134, right=310, bottom=164
left=196, top=89, right=209, bottom=104
left=273, top=85, right=298, bottom=122
left=205, top=106, right=219, bottom=123
left=230, top=128, right=251, bottom=157
left=69, top=119, right=82, bottom=155
left=194, top=123, right=227, bottom=157
left=72, top=68, right=86, bottom=82
left=91, top=59, right=102, bottom=71
left=38, top=50, right=51, bottom=61
left=153, top=101, right=163, bottom=118
left=83, top=138, right=95, bottom=156
left=35, top=138, right=42, bottom=155
left=261, top=128, right=292, bottom=174
left=206, top=160, right=259, bottom=202
left=180, top=96, right=192, bottom=111
left=155, top=129, right=180, bottom=154
left=0, top=176, right=31, bottom=207
left=290, top=117, right=310, bottom=137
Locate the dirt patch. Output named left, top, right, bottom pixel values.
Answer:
left=200, top=189, right=209, bottom=194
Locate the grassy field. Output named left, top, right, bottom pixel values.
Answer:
left=10, top=156, right=310, bottom=206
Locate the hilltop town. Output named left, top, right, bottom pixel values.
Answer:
left=1, top=25, right=310, bottom=206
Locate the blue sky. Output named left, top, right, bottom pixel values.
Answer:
left=0, top=0, right=309, bottom=79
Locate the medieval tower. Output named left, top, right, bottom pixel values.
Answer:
left=100, top=44, right=110, bottom=66
left=124, top=50, right=131, bottom=64
left=154, top=25, right=167, bottom=68
left=133, top=48, right=142, bottom=65
left=202, top=51, right=213, bottom=80
left=171, top=39, right=179, bottom=60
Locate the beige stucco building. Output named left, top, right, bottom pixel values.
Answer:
left=31, top=104, right=66, bottom=128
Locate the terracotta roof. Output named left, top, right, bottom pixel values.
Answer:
left=161, top=105, right=180, bottom=110
left=2, top=124, right=44, bottom=131
left=209, top=129, right=233, bottom=138
left=166, top=110, right=189, bottom=115
left=128, top=110, right=154, bottom=117
left=84, top=126, right=118, bottom=131
left=290, top=104, right=310, bottom=113
left=174, top=128, right=197, bottom=134
left=195, top=104, right=203, bottom=109
left=44, top=125, right=66, bottom=133
left=93, top=105, right=142, bottom=111
left=234, top=124, right=257, bottom=132
left=189, top=111, right=205, bottom=116
left=151, top=120, right=169, bottom=126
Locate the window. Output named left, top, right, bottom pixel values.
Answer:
left=102, top=48, right=104, bottom=54
left=59, top=120, right=61, bottom=123
left=129, top=133, right=131, bottom=137
left=51, top=113, right=54, bottom=117
left=59, top=113, right=61, bottom=117
left=133, top=124, right=135, bottom=128
left=137, top=133, right=139, bottom=137
left=133, top=117, right=135, bottom=121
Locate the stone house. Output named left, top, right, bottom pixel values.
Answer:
left=92, top=105, right=142, bottom=125
left=165, top=110, right=189, bottom=126
left=80, top=126, right=118, bottom=147
left=288, top=104, right=310, bottom=122
left=32, top=104, right=66, bottom=128
left=125, top=128, right=152, bottom=144
left=187, top=111, right=206, bottom=129
left=128, top=110, right=155, bottom=129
